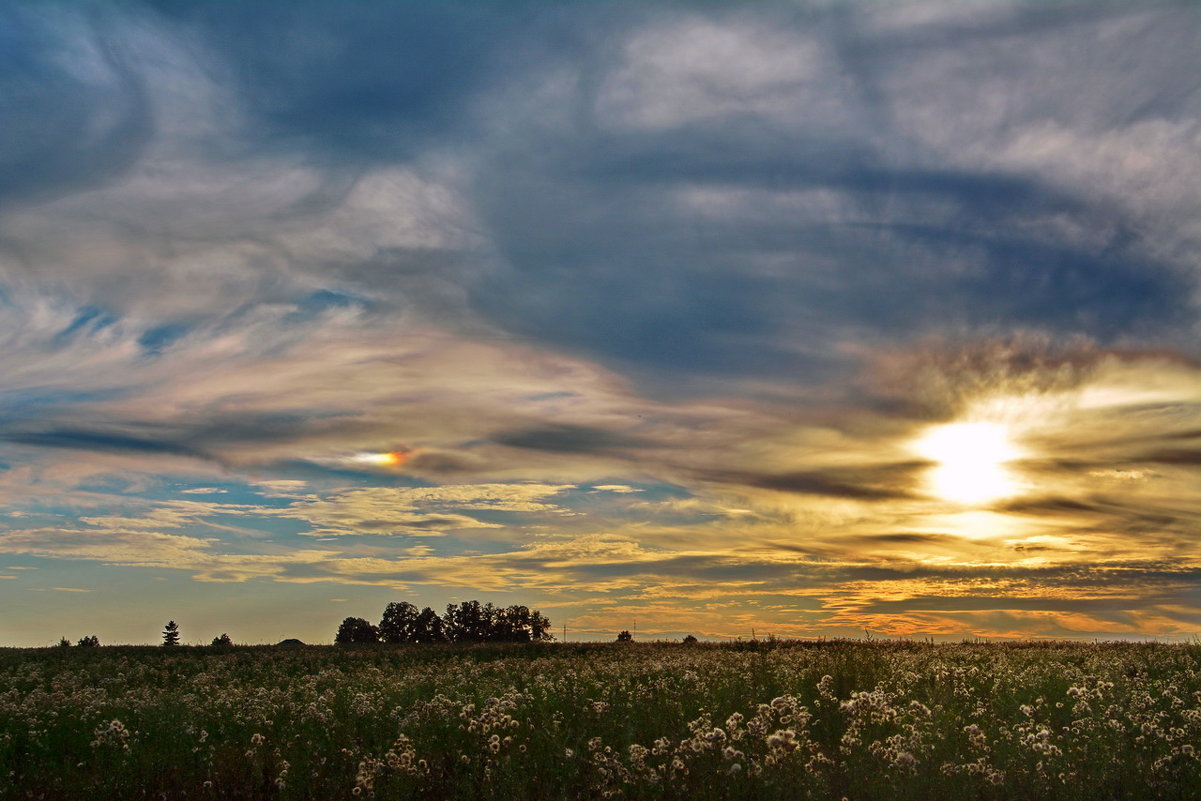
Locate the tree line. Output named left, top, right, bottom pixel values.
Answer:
left=58, top=625, right=236, bottom=649
left=336, top=600, right=553, bottom=644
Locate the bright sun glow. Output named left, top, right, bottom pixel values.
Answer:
left=348, top=451, right=408, bottom=467
left=913, top=422, right=1023, bottom=505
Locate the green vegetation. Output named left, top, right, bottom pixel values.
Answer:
left=2, top=640, right=1200, bottom=800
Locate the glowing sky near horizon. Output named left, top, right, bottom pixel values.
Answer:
left=1, top=1, right=1200, bottom=646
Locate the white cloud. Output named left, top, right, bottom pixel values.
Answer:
left=597, top=16, right=846, bottom=131
left=283, top=483, right=574, bottom=537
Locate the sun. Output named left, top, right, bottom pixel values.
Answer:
left=912, top=422, right=1024, bottom=505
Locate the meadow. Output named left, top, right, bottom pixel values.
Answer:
left=2, top=640, right=1200, bottom=800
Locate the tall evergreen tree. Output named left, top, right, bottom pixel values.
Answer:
left=162, top=621, right=180, bottom=646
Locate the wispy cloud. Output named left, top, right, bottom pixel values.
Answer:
left=0, top=1, right=1199, bottom=643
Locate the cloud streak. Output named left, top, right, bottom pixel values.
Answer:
left=0, top=1, right=1199, bottom=644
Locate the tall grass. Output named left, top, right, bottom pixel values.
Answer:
left=2, top=640, right=1199, bottom=799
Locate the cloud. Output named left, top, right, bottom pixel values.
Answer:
left=1, top=2, right=1200, bottom=642
left=0, top=6, right=154, bottom=208
left=492, top=424, right=658, bottom=455
left=281, top=483, right=575, bottom=538
left=2, top=428, right=208, bottom=459
left=461, top=5, right=1199, bottom=393
left=733, top=462, right=925, bottom=501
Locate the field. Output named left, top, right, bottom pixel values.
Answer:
left=3, top=640, right=1200, bottom=800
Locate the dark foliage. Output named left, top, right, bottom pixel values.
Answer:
left=379, top=601, right=420, bottom=643
left=335, top=616, right=380, bottom=644
left=341, top=599, right=552, bottom=644
left=162, top=621, right=180, bottom=647
left=411, top=606, right=447, bottom=643
left=441, top=601, right=552, bottom=643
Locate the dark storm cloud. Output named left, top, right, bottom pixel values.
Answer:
left=459, top=6, right=1201, bottom=388
left=699, top=461, right=924, bottom=501
left=0, top=7, right=153, bottom=207
left=5, top=2, right=1199, bottom=392
left=852, top=533, right=959, bottom=546
left=757, top=461, right=927, bottom=500
left=998, top=496, right=1103, bottom=516
left=1, top=411, right=363, bottom=463
left=140, top=1, right=513, bottom=162
left=1138, top=448, right=1201, bottom=466
left=2, top=428, right=205, bottom=459
left=493, top=424, right=658, bottom=455
left=472, top=142, right=1192, bottom=386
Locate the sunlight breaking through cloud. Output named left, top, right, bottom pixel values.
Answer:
left=0, top=1, right=1199, bottom=645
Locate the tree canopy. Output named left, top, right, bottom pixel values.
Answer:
left=334, top=617, right=379, bottom=644
left=335, top=600, right=552, bottom=644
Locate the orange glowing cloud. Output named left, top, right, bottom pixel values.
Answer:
left=344, top=450, right=410, bottom=468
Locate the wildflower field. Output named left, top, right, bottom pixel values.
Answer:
left=3, top=640, right=1200, bottom=800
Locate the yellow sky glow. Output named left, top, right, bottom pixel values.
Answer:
left=346, top=451, right=408, bottom=468
left=913, top=421, right=1025, bottom=506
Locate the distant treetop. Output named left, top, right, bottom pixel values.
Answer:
left=335, top=617, right=379, bottom=644
left=335, top=600, right=553, bottom=644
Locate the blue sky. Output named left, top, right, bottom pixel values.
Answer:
left=1, top=1, right=1200, bottom=645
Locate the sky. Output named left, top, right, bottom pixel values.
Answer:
left=1, top=1, right=1200, bottom=646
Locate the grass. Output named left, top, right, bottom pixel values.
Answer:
left=2, top=639, right=1200, bottom=799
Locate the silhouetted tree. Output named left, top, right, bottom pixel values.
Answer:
left=211, top=633, right=233, bottom=647
left=528, top=609, right=553, bottom=642
left=682, top=634, right=698, bottom=645
left=371, top=599, right=552, bottom=644
left=494, top=605, right=554, bottom=642
left=443, top=600, right=492, bottom=643
left=412, top=606, right=447, bottom=643
left=379, top=601, right=420, bottom=643
left=335, top=616, right=379, bottom=644
left=162, top=621, right=180, bottom=647
left=57, top=637, right=71, bottom=648
left=616, top=629, right=633, bottom=643
left=77, top=635, right=100, bottom=647
left=491, top=604, right=519, bottom=641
